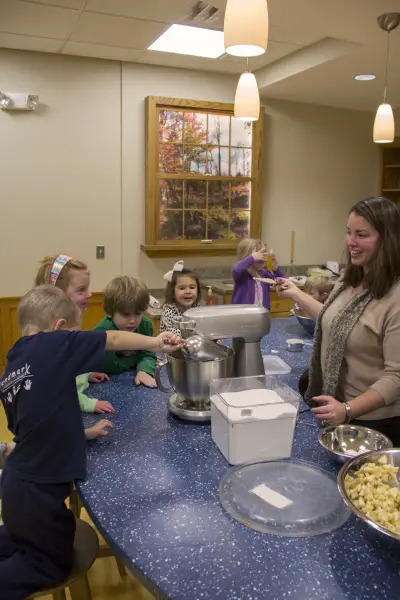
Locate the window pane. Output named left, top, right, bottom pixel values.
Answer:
left=159, top=179, right=183, bottom=209
left=208, top=114, right=230, bottom=146
left=230, top=210, right=250, bottom=238
left=231, top=119, right=252, bottom=147
left=209, top=146, right=229, bottom=175
left=184, top=210, right=206, bottom=239
left=231, top=181, right=251, bottom=209
left=159, top=143, right=183, bottom=173
left=183, top=146, right=207, bottom=174
left=208, top=180, right=229, bottom=209
left=159, top=110, right=183, bottom=142
left=208, top=207, right=232, bottom=240
left=185, top=180, right=206, bottom=209
left=230, top=147, right=251, bottom=177
left=160, top=210, right=183, bottom=239
left=183, top=112, right=208, bottom=144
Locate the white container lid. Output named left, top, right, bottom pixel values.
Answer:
left=211, top=389, right=297, bottom=423
left=263, top=355, right=291, bottom=374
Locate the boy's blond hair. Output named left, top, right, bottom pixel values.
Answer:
left=237, top=238, right=264, bottom=261
left=18, top=285, right=81, bottom=335
left=103, top=276, right=150, bottom=316
left=304, top=276, right=334, bottom=303
left=35, top=255, right=88, bottom=291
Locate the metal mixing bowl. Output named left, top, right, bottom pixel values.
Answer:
left=319, top=425, right=393, bottom=464
left=338, top=449, right=400, bottom=541
left=291, top=308, right=315, bottom=336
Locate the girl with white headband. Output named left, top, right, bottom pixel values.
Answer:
left=160, top=261, right=201, bottom=336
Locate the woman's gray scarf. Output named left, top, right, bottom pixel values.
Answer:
left=305, top=280, right=372, bottom=407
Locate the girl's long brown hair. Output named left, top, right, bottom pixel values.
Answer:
left=343, top=196, right=400, bottom=298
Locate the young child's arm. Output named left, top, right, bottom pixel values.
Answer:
left=84, top=419, right=114, bottom=440
left=135, top=317, right=157, bottom=387
left=76, top=373, right=114, bottom=414
left=232, top=255, right=256, bottom=280
left=105, top=330, right=180, bottom=353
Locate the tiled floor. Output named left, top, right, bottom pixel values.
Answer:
left=0, top=406, right=155, bottom=600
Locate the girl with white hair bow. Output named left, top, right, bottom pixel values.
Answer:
left=160, top=261, right=201, bottom=336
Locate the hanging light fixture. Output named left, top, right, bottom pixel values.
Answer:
left=234, top=64, right=260, bottom=121
left=224, top=0, right=268, bottom=57
left=373, top=13, right=400, bottom=143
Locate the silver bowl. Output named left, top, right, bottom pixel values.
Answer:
left=318, top=425, right=392, bottom=464
left=338, top=449, right=400, bottom=541
left=291, top=308, right=315, bottom=336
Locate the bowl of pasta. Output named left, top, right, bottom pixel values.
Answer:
left=338, top=449, right=400, bottom=540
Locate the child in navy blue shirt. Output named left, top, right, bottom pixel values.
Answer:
left=0, top=285, right=181, bottom=600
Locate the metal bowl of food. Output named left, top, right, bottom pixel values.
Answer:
left=338, top=449, right=400, bottom=541
left=319, top=425, right=393, bottom=464
left=291, top=307, right=315, bottom=336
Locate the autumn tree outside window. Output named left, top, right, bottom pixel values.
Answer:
left=142, top=97, right=264, bottom=257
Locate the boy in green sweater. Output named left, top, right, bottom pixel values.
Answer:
left=94, top=276, right=157, bottom=387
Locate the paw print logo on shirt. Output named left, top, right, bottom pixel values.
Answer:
left=12, top=384, right=21, bottom=395
left=7, top=392, right=12, bottom=403
left=24, top=379, right=32, bottom=391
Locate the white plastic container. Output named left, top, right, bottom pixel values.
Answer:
left=210, top=375, right=300, bottom=465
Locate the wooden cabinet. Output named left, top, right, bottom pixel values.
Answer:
left=381, top=137, right=400, bottom=204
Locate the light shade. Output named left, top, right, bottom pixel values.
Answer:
left=148, top=24, right=224, bottom=59
left=234, top=72, right=260, bottom=121
left=373, top=103, right=395, bottom=143
left=224, top=0, right=268, bottom=57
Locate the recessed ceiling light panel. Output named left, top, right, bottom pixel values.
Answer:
left=354, top=74, right=376, bottom=81
left=148, top=24, right=225, bottom=59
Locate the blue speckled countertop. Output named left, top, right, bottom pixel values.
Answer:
left=78, top=318, right=400, bottom=600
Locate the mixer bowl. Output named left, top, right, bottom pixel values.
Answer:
left=291, top=307, right=315, bottom=336
left=155, top=347, right=235, bottom=404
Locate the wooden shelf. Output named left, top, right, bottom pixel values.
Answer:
left=382, top=189, right=400, bottom=192
left=384, top=164, right=400, bottom=168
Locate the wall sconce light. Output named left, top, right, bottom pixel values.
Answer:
left=0, top=92, right=39, bottom=111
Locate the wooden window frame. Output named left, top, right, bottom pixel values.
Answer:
left=141, top=96, right=264, bottom=257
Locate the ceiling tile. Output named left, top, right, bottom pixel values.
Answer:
left=85, top=0, right=192, bottom=23
left=24, top=0, right=86, bottom=8
left=0, top=32, right=62, bottom=52
left=63, top=41, right=144, bottom=62
left=0, top=0, right=78, bottom=38
left=70, top=12, right=167, bottom=49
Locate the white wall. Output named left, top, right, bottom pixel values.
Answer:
left=0, top=49, right=380, bottom=295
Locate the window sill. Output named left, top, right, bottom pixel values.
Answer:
left=141, top=243, right=238, bottom=258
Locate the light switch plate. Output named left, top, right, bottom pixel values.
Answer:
left=96, top=245, right=105, bottom=259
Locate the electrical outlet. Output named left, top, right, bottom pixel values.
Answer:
left=96, top=245, right=105, bottom=259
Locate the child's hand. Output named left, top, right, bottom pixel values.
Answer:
left=271, top=253, right=279, bottom=272
left=135, top=371, right=157, bottom=388
left=85, top=419, right=114, bottom=440
left=154, top=332, right=183, bottom=353
left=252, top=248, right=268, bottom=263
left=94, top=400, right=115, bottom=414
left=89, top=372, right=110, bottom=383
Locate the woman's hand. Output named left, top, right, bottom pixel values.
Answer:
left=275, top=278, right=298, bottom=300
left=311, top=395, right=346, bottom=426
left=89, top=372, right=110, bottom=383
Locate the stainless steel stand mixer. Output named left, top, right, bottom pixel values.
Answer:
left=155, top=305, right=270, bottom=422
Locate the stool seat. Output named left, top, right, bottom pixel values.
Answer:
left=28, top=518, right=99, bottom=599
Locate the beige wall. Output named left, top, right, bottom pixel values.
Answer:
left=0, top=49, right=380, bottom=296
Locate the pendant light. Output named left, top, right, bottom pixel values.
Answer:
left=234, top=63, right=260, bottom=121
left=224, top=0, right=268, bottom=57
left=373, top=13, right=400, bottom=143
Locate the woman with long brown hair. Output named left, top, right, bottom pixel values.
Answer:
left=276, top=196, right=400, bottom=444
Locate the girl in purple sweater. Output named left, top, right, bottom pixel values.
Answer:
left=231, top=238, right=285, bottom=310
